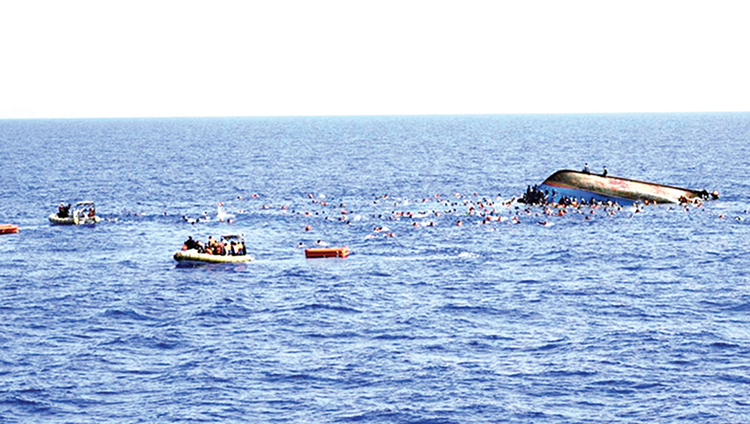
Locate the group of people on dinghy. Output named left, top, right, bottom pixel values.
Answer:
left=49, top=201, right=100, bottom=225
left=182, top=235, right=247, bottom=256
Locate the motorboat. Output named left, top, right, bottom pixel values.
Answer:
left=48, top=201, right=101, bottom=225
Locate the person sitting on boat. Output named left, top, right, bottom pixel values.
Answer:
left=582, top=163, right=591, bottom=174
left=88, top=207, right=96, bottom=218
left=231, top=240, right=246, bottom=256
left=183, top=236, right=198, bottom=251
left=58, top=203, right=71, bottom=218
left=205, top=240, right=215, bottom=255
left=602, top=166, right=608, bottom=177
left=208, top=236, right=225, bottom=255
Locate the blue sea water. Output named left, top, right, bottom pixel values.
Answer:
left=1, top=113, right=749, bottom=423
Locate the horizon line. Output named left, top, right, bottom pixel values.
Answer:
left=2, top=110, right=749, bottom=121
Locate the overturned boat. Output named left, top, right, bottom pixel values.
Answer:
left=535, top=170, right=717, bottom=205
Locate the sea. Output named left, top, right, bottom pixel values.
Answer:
left=1, top=113, right=749, bottom=423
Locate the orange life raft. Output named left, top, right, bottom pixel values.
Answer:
left=0, top=224, right=19, bottom=234
left=305, top=246, right=350, bottom=258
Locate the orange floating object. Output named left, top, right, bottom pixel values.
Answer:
left=305, top=246, right=350, bottom=258
left=0, top=224, right=19, bottom=234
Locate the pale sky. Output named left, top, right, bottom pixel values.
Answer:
left=1, top=1, right=748, bottom=119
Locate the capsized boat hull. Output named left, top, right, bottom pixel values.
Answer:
left=538, top=170, right=713, bottom=204
left=48, top=214, right=101, bottom=225
left=173, top=250, right=253, bottom=263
